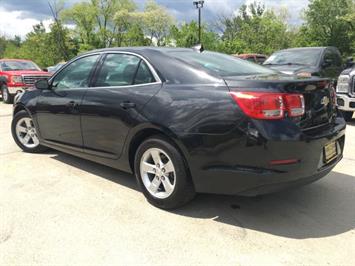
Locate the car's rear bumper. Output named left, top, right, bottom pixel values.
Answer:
left=337, top=94, right=355, bottom=112
left=205, top=154, right=342, bottom=196
left=180, top=116, right=346, bottom=196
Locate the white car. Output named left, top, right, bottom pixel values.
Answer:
left=336, top=67, right=355, bottom=121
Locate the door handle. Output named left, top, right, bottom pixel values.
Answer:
left=66, top=101, right=79, bottom=111
left=120, top=101, right=136, bottom=109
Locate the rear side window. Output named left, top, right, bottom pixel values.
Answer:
left=95, top=54, right=155, bottom=87
left=256, top=56, right=266, bottom=64
left=332, top=50, right=342, bottom=67
left=134, top=61, right=155, bottom=84
left=324, top=49, right=342, bottom=67
left=95, top=54, right=140, bottom=87
left=246, top=57, right=256, bottom=63
left=169, top=51, right=275, bottom=76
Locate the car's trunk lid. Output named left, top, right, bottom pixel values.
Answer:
left=224, top=74, right=337, bottom=129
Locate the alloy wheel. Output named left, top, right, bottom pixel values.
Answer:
left=15, top=117, right=40, bottom=149
left=140, top=148, right=176, bottom=199
left=2, top=88, right=8, bottom=102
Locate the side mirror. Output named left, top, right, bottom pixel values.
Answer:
left=323, top=58, right=333, bottom=67
left=35, top=79, right=50, bottom=90
left=323, top=57, right=334, bottom=67
left=345, top=57, right=354, bottom=68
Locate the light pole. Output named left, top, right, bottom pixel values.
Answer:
left=193, top=1, right=204, bottom=44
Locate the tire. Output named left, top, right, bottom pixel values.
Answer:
left=1, top=85, right=14, bottom=104
left=341, top=111, right=353, bottom=122
left=134, top=135, right=195, bottom=209
left=11, top=110, right=48, bottom=153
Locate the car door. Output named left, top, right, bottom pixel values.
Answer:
left=36, top=54, right=101, bottom=148
left=80, top=52, right=162, bottom=159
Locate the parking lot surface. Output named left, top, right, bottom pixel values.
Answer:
left=1, top=102, right=354, bottom=266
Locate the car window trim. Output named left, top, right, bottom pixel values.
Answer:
left=107, top=51, right=161, bottom=84
left=90, top=51, right=162, bottom=88
left=89, top=53, right=107, bottom=87
left=132, top=59, right=142, bottom=85
left=48, top=53, right=103, bottom=88
left=92, top=53, right=141, bottom=87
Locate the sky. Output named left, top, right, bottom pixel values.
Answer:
left=0, top=0, right=310, bottom=38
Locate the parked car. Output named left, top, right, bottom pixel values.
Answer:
left=336, top=65, right=355, bottom=121
left=235, top=54, right=267, bottom=64
left=264, top=47, right=343, bottom=82
left=0, top=59, right=51, bottom=104
left=12, top=47, right=345, bottom=209
left=47, top=62, right=66, bottom=74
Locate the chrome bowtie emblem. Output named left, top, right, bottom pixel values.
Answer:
left=321, top=96, right=330, bottom=107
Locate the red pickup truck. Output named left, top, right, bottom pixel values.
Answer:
left=0, top=59, right=51, bottom=104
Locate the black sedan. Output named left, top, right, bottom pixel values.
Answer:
left=11, top=47, right=346, bottom=209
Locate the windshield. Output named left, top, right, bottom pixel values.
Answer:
left=169, top=51, right=275, bottom=76
left=0, top=60, right=41, bottom=71
left=264, top=49, right=322, bottom=66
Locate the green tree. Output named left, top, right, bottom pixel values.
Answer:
left=219, top=2, right=292, bottom=55
left=170, top=21, right=220, bottom=50
left=62, top=0, right=139, bottom=50
left=123, top=24, right=151, bottom=46
left=113, top=0, right=138, bottom=46
left=298, top=0, right=355, bottom=56
left=3, top=22, right=76, bottom=68
left=139, top=0, right=174, bottom=46
left=61, top=2, right=100, bottom=51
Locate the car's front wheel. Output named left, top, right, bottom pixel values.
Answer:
left=341, top=111, right=353, bottom=122
left=1, top=85, right=13, bottom=104
left=134, top=136, right=195, bottom=209
left=11, top=110, right=48, bottom=153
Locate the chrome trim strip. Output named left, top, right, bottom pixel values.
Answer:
left=49, top=51, right=162, bottom=86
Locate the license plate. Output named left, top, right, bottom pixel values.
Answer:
left=324, top=141, right=337, bottom=163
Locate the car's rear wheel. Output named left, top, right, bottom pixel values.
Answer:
left=11, top=110, right=48, bottom=153
left=1, top=85, right=13, bottom=104
left=134, top=136, right=195, bottom=209
left=342, top=111, right=353, bottom=122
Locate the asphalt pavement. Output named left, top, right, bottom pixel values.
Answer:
left=0, top=102, right=354, bottom=266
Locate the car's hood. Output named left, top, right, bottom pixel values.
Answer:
left=264, top=65, right=318, bottom=75
left=340, top=66, right=355, bottom=76
left=3, top=70, right=51, bottom=76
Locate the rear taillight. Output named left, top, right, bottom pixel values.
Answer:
left=284, top=94, right=305, bottom=117
left=230, top=91, right=305, bottom=120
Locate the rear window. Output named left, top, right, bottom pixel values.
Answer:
left=168, top=51, right=275, bottom=77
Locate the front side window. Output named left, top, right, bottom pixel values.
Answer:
left=169, top=51, right=275, bottom=76
left=52, top=55, right=100, bottom=90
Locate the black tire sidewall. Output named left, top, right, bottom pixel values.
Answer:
left=134, top=136, right=195, bottom=209
left=2, top=85, right=13, bottom=104
left=11, top=110, right=47, bottom=153
left=342, top=111, right=353, bottom=122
